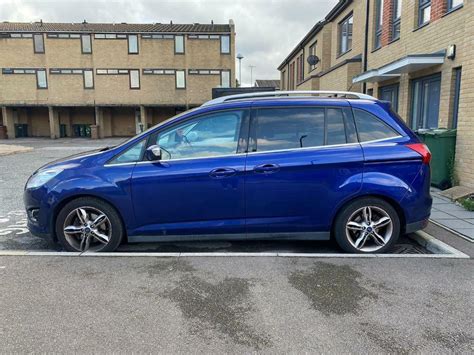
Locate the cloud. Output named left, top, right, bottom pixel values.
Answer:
left=0, top=0, right=338, bottom=86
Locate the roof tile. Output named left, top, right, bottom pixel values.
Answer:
left=0, top=22, right=231, bottom=33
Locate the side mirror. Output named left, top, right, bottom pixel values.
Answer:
left=145, top=145, right=162, bottom=161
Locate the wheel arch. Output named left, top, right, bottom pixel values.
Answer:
left=331, top=193, right=406, bottom=237
left=50, top=194, right=127, bottom=242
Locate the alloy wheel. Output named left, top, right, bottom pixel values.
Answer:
left=63, top=206, right=112, bottom=252
left=345, top=206, right=393, bottom=252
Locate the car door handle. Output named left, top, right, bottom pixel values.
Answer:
left=209, top=167, right=237, bottom=178
left=253, top=163, right=280, bottom=174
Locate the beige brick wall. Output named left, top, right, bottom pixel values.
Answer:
left=0, top=29, right=235, bottom=107
left=280, top=2, right=365, bottom=94
left=319, top=61, right=362, bottom=91
left=329, top=1, right=365, bottom=66
left=29, top=107, right=49, bottom=137
left=454, top=2, right=474, bottom=188
left=110, top=107, right=136, bottom=137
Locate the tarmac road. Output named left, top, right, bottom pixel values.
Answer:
left=0, top=255, right=473, bottom=353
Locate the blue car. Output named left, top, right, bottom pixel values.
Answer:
left=24, top=91, right=432, bottom=253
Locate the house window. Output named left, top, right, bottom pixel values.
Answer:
left=220, top=35, right=230, bottom=54
left=451, top=67, right=461, bottom=128
left=221, top=70, right=230, bottom=88
left=33, top=34, right=44, bottom=53
left=297, top=54, right=304, bottom=83
left=339, top=14, right=353, bottom=55
left=411, top=73, right=441, bottom=130
left=81, top=34, right=92, bottom=54
left=176, top=70, right=186, bottom=89
left=282, top=70, right=286, bottom=90
left=128, top=35, right=139, bottom=54
left=418, top=0, right=431, bottom=26
left=447, top=0, right=463, bottom=11
left=175, top=35, right=184, bottom=54
left=288, top=62, right=295, bottom=90
left=374, top=0, right=383, bottom=49
left=129, top=69, right=140, bottom=89
left=83, top=70, right=94, bottom=89
left=36, top=69, right=47, bottom=89
left=308, top=43, right=317, bottom=71
left=392, top=0, right=402, bottom=41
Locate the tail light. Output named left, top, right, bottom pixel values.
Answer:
left=407, top=143, right=431, bottom=164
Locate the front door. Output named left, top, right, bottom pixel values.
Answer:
left=411, top=74, right=441, bottom=130
left=245, top=104, right=364, bottom=238
left=130, top=109, right=249, bottom=239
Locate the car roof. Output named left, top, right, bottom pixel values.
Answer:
left=202, top=90, right=376, bottom=107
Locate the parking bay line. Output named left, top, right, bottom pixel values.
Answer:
left=0, top=231, right=469, bottom=258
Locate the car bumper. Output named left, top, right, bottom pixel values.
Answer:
left=24, top=187, right=54, bottom=240
left=405, top=218, right=429, bottom=234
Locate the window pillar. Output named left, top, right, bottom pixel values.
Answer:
left=1, top=107, right=16, bottom=139
left=381, top=0, right=394, bottom=47
left=431, top=0, right=447, bottom=21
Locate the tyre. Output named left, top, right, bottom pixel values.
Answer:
left=333, top=197, right=400, bottom=254
left=55, top=197, right=124, bottom=252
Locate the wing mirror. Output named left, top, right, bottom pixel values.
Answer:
left=145, top=145, right=162, bottom=161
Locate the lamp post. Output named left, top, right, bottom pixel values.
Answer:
left=237, top=53, right=244, bottom=87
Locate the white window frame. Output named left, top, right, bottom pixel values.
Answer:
left=176, top=70, right=186, bottom=89
left=220, top=35, right=230, bottom=54
left=129, top=69, right=140, bottom=89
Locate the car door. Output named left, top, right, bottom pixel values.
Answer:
left=245, top=102, right=364, bottom=238
left=129, top=108, right=250, bottom=240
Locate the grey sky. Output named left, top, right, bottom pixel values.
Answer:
left=1, top=0, right=338, bottom=86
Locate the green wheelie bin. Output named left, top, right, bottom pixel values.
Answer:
left=416, top=129, right=457, bottom=190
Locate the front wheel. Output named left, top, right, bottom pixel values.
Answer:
left=55, top=197, right=124, bottom=252
left=334, top=197, right=400, bottom=253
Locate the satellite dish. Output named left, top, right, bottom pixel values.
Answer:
left=307, top=55, right=319, bottom=66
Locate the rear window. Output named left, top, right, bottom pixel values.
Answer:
left=353, top=109, right=399, bottom=142
left=254, top=107, right=348, bottom=152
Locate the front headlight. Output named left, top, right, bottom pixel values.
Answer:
left=26, top=168, right=63, bottom=189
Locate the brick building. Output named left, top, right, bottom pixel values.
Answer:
left=0, top=20, right=235, bottom=139
left=279, top=0, right=473, bottom=188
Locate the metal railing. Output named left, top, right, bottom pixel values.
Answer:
left=202, top=90, right=376, bottom=106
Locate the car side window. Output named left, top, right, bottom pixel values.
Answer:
left=108, top=138, right=146, bottom=164
left=254, top=107, right=348, bottom=152
left=153, top=110, right=245, bottom=160
left=353, top=109, right=399, bottom=142
left=326, top=108, right=347, bottom=145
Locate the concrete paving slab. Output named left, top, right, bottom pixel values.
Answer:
left=430, top=211, right=457, bottom=220
left=445, top=210, right=474, bottom=219
left=439, top=185, right=474, bottom=200
left=432, top=196, right=451, bottom=204
left=437, top=219, right=474, bottom=230
left=453, top=229, right=474, bottom=240
left=435, top=203, right=468, bottom=213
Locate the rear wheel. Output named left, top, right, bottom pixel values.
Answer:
left=55, top=197, right=123, bottom=252
left=334, top=197, right=400, bottom=253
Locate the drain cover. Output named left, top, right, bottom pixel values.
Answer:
left=391, top=243, right=431, bottom=254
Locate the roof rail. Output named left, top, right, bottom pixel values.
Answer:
left=202, top=90, right=376, bottom=107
